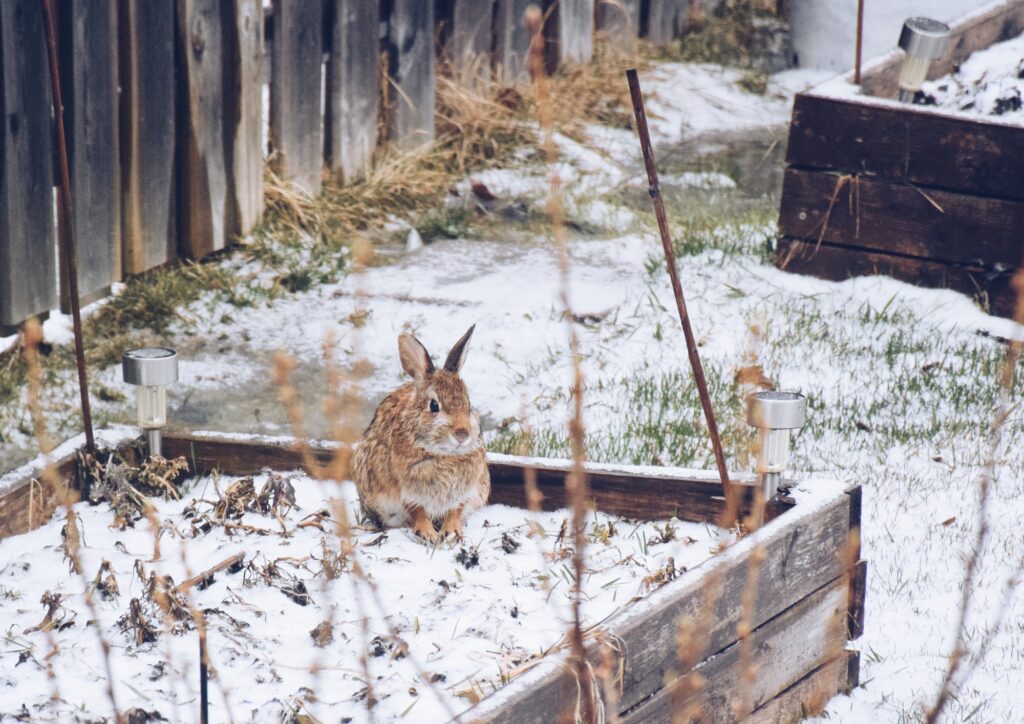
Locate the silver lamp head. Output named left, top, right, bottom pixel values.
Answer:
left=122, top=347, right=178, bottom=457
left=896, top=17, right=951, bottom=102
left=747, top=391, right=806, bottom=502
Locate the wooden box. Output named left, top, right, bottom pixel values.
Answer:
left=0, top=429, right=866, bottom=722
left=777, top=0, right=1024, bottom=318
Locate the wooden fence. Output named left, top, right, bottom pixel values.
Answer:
left=0, top=0, right=728, bottom=333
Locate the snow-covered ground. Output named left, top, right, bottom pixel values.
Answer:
left=2, top=61, right=1023, bottom=722
left=919, top=30, right=1024, bottom=119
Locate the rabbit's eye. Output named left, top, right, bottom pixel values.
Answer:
left=429, top=399, right=440, bottom=414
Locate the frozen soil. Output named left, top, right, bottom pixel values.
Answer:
left=0, top=464, right=730, bottom=722
left=918, top=30, right=1024, bottom=120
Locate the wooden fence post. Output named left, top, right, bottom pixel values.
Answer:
left=545, top=0, right=594, bottom=70
left=325, top=0, right=380, bottom=184
left=119, top=0, right=177, bottom=275
left=386, top=0, right=435, bottom=148
left=645, top=0, right=688, bottom=43
left=450, top=0, right=495, bottom=87
left=58, top=0, right=121, bottom=306
left=176, top=0, right=263, bottom=260
left=270, top=0, right=323, bottom=196
left=596, top=0, right=640, bottom=50
left=494, top=0, right=534, bottom=83
left=0, top=0, right=56, bottom=330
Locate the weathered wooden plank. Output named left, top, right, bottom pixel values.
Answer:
left=158, top=431, right=792, bottom=524
left=860, top=0, right=1024, bottom=99
left=779, top=167, right=1024, bottom=269
left=0, top=454, right=79, bottom=539
left=596, top=0, right=640, bottom=50
left=450, top=0, right=495, bottom=86
left=270, top=0, right=322, bottom=196
left=544, top=0, right=594, bottom=70
left=786, top=93, right=1024, bottom=203
left=58, top=0, right=121, bottom=306
left=228, top=0, right=264, bottom=233
left=325, top=0, right=380, bottom=184
left=468, top=491, right=852, bottom=721
left=386, top=0, right=435, bottom=148
left=776, top=237, right=1019, bottom=319
left=621, top=577, right=850, bottom=722
left=746, top=650, right=859, bottom=724
left=176, top=0, right=232, bottom=258
left=847, top=559, right=868, bottom=640
left=119, top=0, right=177, bottom=275
left=0, top=0, right=57, bottom=329
left=494, top=0, right=534, bottom=83
left=644, top=0, right=688, bottom=44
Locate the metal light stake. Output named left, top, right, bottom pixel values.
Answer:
left=747, top=391, right=806, bottom=504
left=897, top=17, right=951, bottom=103
left=122, top=347, right=178, bottom=457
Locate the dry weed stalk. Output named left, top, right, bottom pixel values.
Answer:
left=526, top=5, right=597, bottom=721
left=21, top=319, right=122, bottom=722
left=927, top=268, right=1024, bottom=723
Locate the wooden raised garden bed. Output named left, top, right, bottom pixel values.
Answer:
left=0, top=429, right=866, bottom=722
left=777, top=0, right=1024, bottom=318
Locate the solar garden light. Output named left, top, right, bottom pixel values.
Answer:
left=896, top=17, right=951, bottom=103
left=746, top=391, right=806, bottom=505
left=122, top=347, right=178, bottom=458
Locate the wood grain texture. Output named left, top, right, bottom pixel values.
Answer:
left=776, top=237, right=1019, bottom=318
left=227, top=0, right=264, bottom=234
left=0, top=455, right=79, bottom=539
left=119, top=0, right=177, bottom=275
left=494, top=0, right=533, bottom=83
left=848, top=559, right=868, bottom=640
left=386, top=0, right=435, bottom=148
left=544, top=0, right=594, bottom=70
left=325, top=0, right=380, bottom=184
left=786, top=93, right=1024, bottom=203
left=270, top=0, right=323, bottom=195
left=0, top=0, right=57, bottom=328
left=779, top=167, right=1024, bottom=269
left=746, top=650, right=859, bottom=724
left=57, top=0, right=121, bottom=306
left=859, top=1, right=1024, bottom=99
left=450, top=0, right=495, bottom=86
left=621, top=577, right=850, bottom=722
left=644, top=0, right=688, bottom=44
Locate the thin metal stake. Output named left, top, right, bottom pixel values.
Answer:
left=625, top=69, right=736, bottom=516
left=40, top=0, right=95, bottom=455
left=199, top=632, right=209, bottom=724
left=855, top=0, right=865, bottom=85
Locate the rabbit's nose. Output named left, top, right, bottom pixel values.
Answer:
left=454, top=429, right=470, bottom=443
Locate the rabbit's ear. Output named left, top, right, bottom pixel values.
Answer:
left=399, top=333, right=435, bottom=379
left=443, top=325, right=475, bottom=373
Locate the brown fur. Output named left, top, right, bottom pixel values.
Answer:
left=352, top=327, right=490, bottom=542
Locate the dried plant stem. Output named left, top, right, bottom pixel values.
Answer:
left=526, top=7, right=596, bottom=721
left=22, top=319, right=121, bottom=722
left=927, top=268, right=1024, bottom=723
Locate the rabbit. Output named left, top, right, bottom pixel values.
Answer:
left=352, top=325, right=490, bottom=543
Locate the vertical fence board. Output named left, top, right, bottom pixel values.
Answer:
left=325, top=0, right=380, bottom=184
left=0, top=0, right=56, bottom=329
left=58, top=0, right=120, bottom=307
left=270, top=0, right=323, bottom=195
left=386, top=0, right=435, bottom=147
left=645, top=0, right=689, bottom=44
left=176, top=0, right=230, bottom=258
left=596, top=0, right=640, bottom=49
left=494, top=0, right=533, bottom=82
left=119, top=0, right=176, bottom=275
left=545, top=0, right=594, bottom=70
left=228, top=0, right=264, bottom=234
left=451, top=0, right=494, bottom=86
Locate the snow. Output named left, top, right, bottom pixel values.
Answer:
left=919, top=30, right=1024, bottom=120
left=0, top=462, right=735, bottom=722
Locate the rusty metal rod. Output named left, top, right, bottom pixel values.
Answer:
left=625, top=69, right=735, bottom=510
left=40, top=0, right=95, bottom=455
left=855, top=0, right=865, bottom=85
